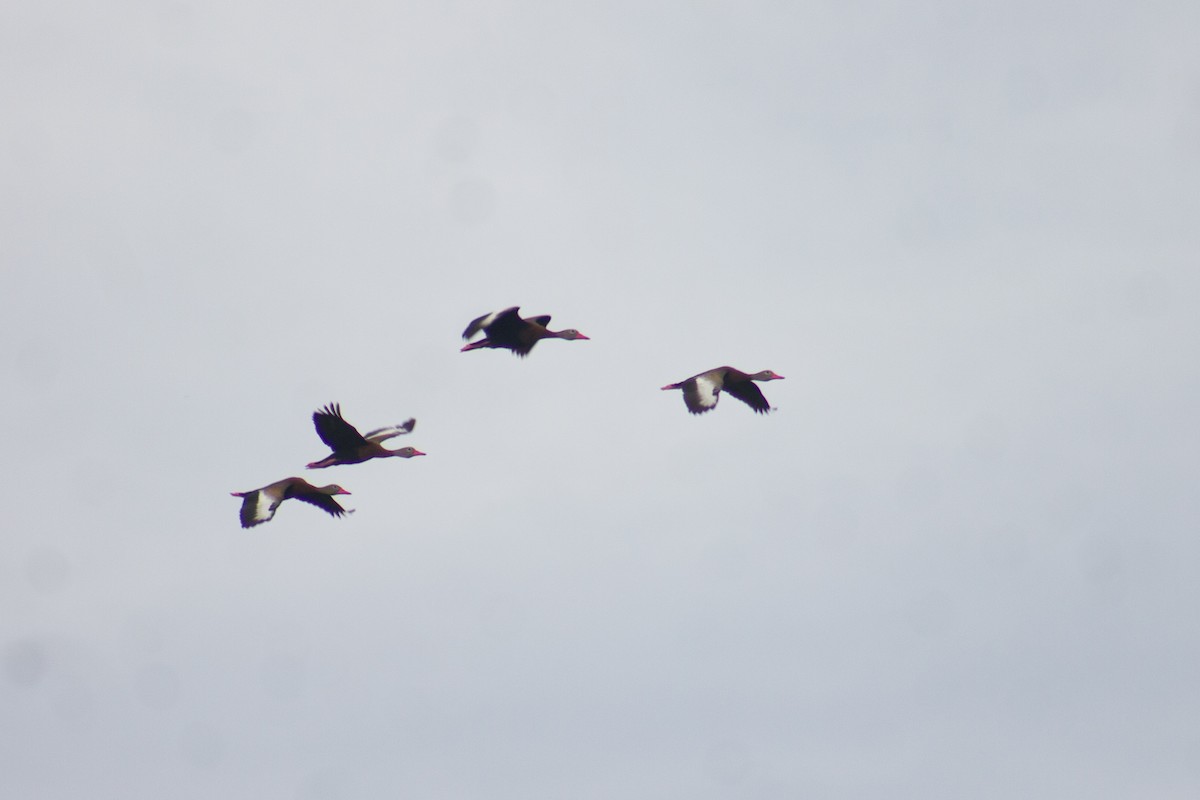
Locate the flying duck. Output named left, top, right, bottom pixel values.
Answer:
left=230, top=478, right=352, bottom=528
left=661, top=367, right=785, bottom=415
left=306, top=403, right=425, bottom=469
left=460, top=306, right=589, bottom=357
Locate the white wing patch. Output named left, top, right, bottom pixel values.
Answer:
left=365, top=420, right=415, bottom=443
left=693, top=374, right=720, bottom=408
left=250, top=490, right=282, bottom=524
left=681, top=373, right=721, bottom=413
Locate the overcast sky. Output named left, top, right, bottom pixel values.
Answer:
left=3, top=1, right=1199, bottom=798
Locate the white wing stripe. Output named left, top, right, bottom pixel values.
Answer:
left=251, top=491, right=278, bottom=523
left=694, top=374, right=720, bottom=408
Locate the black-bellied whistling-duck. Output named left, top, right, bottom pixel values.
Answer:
left=306, top=403, right=425, bottom=469
left=661, top=367, right=785, bottom=415
left=230, top=478, right=352, bottom=528
left=460, top=306, right=590, bottom=357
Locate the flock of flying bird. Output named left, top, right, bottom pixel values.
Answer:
left=230, top=306, right=785, bottom=528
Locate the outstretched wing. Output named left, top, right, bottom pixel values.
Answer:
left=364, top=418, right=416, bottom=443
left=313, top=404, right=369, bottom=450
left=462, top=311, right=492, bottom=340
left=527, top=314, right=551, bottom=327
left=293, top=491, right=352, bottom=519
left=724, top=380, right=771, bottom=413
left=462, top=306, right=522, bottom=340
left=682, top=373, right=722, bottom=414
left=481, top=307, right=527, bottom=342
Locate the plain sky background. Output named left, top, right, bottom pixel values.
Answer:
left=3, top=1, right=1199, bottom=797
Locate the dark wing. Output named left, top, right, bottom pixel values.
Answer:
left=527, top=314, right=552, bottom=327
left=462, top=311, right=492, bottom=340
left=462, top=306, right=522, bottom=340
left=292, top=490, right=352, bottom=519
left=510, top=337, right=538, bottom=357
left=480, top=307, right=528, bottom=344
left=313, top=404, right=369, bottom=450
left=723, top=379, right=771, bottom=413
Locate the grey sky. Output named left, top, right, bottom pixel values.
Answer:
left=3, top=1, right=1199, bottom=798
